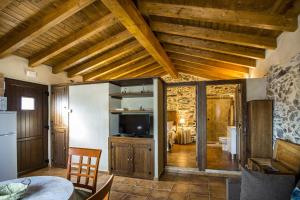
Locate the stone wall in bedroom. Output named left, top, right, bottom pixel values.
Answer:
left=167, top=86, right=196, bottom=127
left=266, top=53, right=300, bottom=144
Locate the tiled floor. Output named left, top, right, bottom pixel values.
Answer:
left=24, top=167, right=227, bottom=200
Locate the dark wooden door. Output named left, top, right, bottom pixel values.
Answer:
left=51, top=85, right=69, bottom=168
left=5, top=79, right=48, bottom=175
left=132, top=143, right=153, bottom=179
left=110, top=142, right=131, bottom=176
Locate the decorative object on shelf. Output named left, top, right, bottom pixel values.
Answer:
left=139, top=106, right=144, bottom=111
left=122, top=88, right=127, bottom=94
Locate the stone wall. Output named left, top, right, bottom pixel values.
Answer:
left=167, top=86, right=196, bottom=127
left=266, top=53, right=300, bottom=144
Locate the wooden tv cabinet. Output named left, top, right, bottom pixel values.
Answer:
left=108, top=136, right=154, bottom=179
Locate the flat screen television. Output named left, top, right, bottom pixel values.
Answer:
left=119, top=114, right=151, bottom=136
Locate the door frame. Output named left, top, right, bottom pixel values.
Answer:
left=200, top=79, right=247, bottom=170
left=163, top=79, right=247, bottom=171
left=163, top=81, right=200, bottom=169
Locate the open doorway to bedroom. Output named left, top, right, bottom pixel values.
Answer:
left=166, top=85, right=197, bottom=168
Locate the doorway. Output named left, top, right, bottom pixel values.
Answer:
left=206, top=84, right=240, bottom=171
left=5, top=78, right=49, bottom=175
left=165, top=84, right=197, bottom=168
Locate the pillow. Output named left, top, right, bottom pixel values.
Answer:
left=240, top=168, right=295, bottom=200
left=291, top=181, right=300, bottom=200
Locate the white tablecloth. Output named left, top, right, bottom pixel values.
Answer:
left=0, top=176, right=74, bottom=200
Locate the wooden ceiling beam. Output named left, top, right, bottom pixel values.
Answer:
left=97, top=57, right=156, bottom=80
left=67, top=40, right=141, bottom=77
left=165, top=44, right=256, bottom=68
left=139, top=1, right=297, bottom=32
left=101, top=0, right=178, bottom=78
left=52, top=30, right=132, bottom=73
left=151, top=21, right=276, bottom=49
left=168, top=52, right=249, bottom=76
left=0, top=0, right=96, bottom=57
left=0, top=0, right=13, bottom=10
left=172, top=59, right=243, bottom=79
left=176, top=67, right=216, bottom=80
left=120, top=63, right=161, bottom=78
left=176, top=65, right=235, bottom=80
left=83, top=50, right=149, bottom=81
left=30, top=14, right=118, bottom=67
left=157, top=33, right=265, bottom=59
left=138, top=67, right=166, bottom=78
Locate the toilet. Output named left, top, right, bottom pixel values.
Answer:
left=219, top=137, right=228, bottom=151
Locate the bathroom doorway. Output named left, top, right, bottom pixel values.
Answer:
left=165, top=84, right=198, bottom=169
left=205, top=84, right=241, bottom=171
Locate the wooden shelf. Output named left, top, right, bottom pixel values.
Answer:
left=110, top=109, right=153, bottom=114
left=110, top=92, right=153, bottom=99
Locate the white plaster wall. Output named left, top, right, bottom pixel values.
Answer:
left=0, top=55, right=81, bottom=85
left=246, top=78, right=267, bottom=101
left=251, top=15, right=300, bottom=78
left=69, top=83, right=110, bottom=171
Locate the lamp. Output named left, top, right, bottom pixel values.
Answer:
left=179, top=118, right=185, bottom=128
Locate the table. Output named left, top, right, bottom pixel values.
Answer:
left=0, top=176, right=74, bottom=200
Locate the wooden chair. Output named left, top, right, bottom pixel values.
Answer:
left=67, top=147, right=102, bottom=195
left=87, top=175, right=114, bottom=200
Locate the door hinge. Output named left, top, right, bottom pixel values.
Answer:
left=45, top=159, right=49, bottom=163
left=44, top=125, right=50, bottom=130
left=45, top=91, right=50, bottom=96
left=148, top=172, right=151, bottom=175
left=148, top=148, right=151, bottom=151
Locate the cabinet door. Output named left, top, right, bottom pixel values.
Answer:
left=132, top=143, right=153, bottom=179
left=111, top=142, right=132, bottom=176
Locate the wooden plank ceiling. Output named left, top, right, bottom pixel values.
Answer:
left=0, top=0, right=299, bottom=81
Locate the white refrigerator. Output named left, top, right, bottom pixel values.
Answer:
left=0, top=111, right=17, bottom=181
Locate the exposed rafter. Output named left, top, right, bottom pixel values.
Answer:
left=119, top=63, right=161, bottom=78
left=176, top=67, right=216, bottom=80
left=52, top=31, right=132, bottom=73
left=0, top=0, right=13, bottom=11
left=172, top=59, right=243, bottom=79
left=83, top=50, right=149, bottom=81
left=97, top=57, right=156, bottom=80
left=151, top=21, right=277, bottom=49
left=101, top=0, right=178, bottom=77
left=68, top=40, right=141, bottom=77
left=168, top=52, right=249, bottom=75
left=0, top=0, right=96, bottom=57
left=158, top=33, right=265, bottom=59
left=165, top=44, right=256, bottom=68
left=137, top=67, right=166, bottom=78
left=177, top=65, right=236, bottom=79
left=30, top=14, right=118, bottom=67
left=139, top=1, right=297, bottom=32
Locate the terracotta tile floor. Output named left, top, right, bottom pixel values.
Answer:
left=24, top=167, right=227, bottom=200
